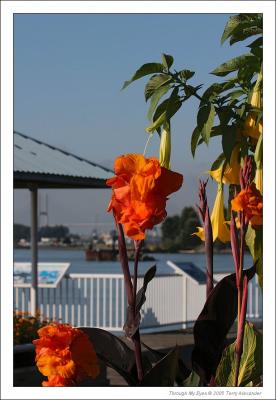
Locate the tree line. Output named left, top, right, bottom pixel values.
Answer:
left=161, top=207, right=231, bottom=252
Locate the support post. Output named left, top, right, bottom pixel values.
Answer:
left=30, top=187, right=38, bottom=316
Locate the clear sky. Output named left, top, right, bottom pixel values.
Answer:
left=14, top=13, right=248, bottom=234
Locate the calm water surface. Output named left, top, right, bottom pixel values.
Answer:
left=14, top=249, right=254, bottom=276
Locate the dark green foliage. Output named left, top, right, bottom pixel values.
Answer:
left=192, top=266, right=256, bottom=384
left=161, top=215, right=180, bottom=242
left=161, top=207, right=201, bottom=251
left=14, top=223, right=31, bottom=243
left=38, top=225, right=69, bottom=240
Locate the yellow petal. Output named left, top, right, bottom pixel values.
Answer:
left=210, top=184, right=230, bottom=243
left=255, top=167, right=262, bottom=194
left=192, top=227, right=205, bottom=241
left=209, top=146, right=240, bottom=185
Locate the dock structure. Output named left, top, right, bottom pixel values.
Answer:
left=14, top=131, right=113, bottom=315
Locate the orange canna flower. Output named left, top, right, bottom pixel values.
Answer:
left=231, top=183, right=263, bottom=226
left=33, top=323, right=99, bottom=387
left=106, top=153, right=183, bottom=240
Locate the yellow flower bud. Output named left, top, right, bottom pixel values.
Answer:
left=159, top=123, right=171, bottom=169
left=193, top=184, right=230, bottom=243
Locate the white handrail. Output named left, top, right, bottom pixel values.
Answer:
left=13, top=272, right=262, bottom=332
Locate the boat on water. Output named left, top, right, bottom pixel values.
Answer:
left=85, top=245, right=156, bottom=262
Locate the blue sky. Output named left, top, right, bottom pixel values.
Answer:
left=14, top=13, right=248, bottom=234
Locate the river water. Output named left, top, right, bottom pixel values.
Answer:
left=14, top=248, right=254, bottom=276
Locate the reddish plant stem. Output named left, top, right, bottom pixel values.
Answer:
left=132, top=240, right=144, bottom=382
left=115, top=220, right=134, bottom=306
left=237, top=212, right=245, bottom=322
left=204, top=207, right=214, bottom=298
left=115, top=218, right=143, bottom=383
left=230, top=211, right=240, bottom=288
left=133, top=240, right=143, bottom=310
left=234, top=276, right=248, bottom=387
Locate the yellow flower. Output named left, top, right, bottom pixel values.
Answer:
left=194, top=184, right=230, bottom=243
left=209, top=146, right=240, bottom=185
left=242, top=71, right=262, bottom=140
left=254, top=167, right=262, bottom=194
left=159, top=122, right=171, bottom=169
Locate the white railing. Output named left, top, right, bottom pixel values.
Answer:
left=14, top=271, right=262, bottom=333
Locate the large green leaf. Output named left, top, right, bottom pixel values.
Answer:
left=201, top=80, right=237, bottom=102
left=210, top=152, right=225, bottom=171
left=144, top=74, right=171, bottom=102
left=161, top=53, right=174, bottom=70
left=191, top=126, right=201, bottom=158
left=140, top=347, right=178, bottom=386
left=230, top=27, right=262, bottom=46
left=215, top=322, right=262, bottom=387
left=192, top=266, right=256, bottom=383
left=166, top=87, right=182, bottom=120
left=147, top=84, right=171, bottom=121
left=221, top=125, right=237, bottom=162
left=146, top=89, right=181, bottom=133
left=246, top=226, right=263, bottom=288
left=221, top=14, right=262, bottom=46
left=221, top=14, right=251, bottom=44
left=197, top=103, right=215, bottom=144
left=211, top=54, right=256, bottom=77
left=79, top=327, right=137, bottom=385
left=122, top=63, right=164, bottom=89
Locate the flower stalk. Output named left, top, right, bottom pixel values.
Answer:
left=197, top=180, right=214, bottom=298
left=132, top=240, right=144, bottom=382
left=234, top=275, right=248, bottom=387
left=114, top=218, right=144, bottom=383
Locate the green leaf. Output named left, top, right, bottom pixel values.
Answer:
left=221, top=14, right=250, bottom=45
left=230, top=27, right=262, bottom=46
left=122, top=63, right=164, bottom=89
left=217, top=107, right=235, bottom=125
left=179, top=69, right=195, bottom=81
left=197, top=103, right=216, bottom=144
left=245, top=226, right=263, bottom=288
left=161, top=53, right=174, bottom=70
left=147, top=84, right=171, bottom=121
left=215, top=322, right=263, bottom=386
left=140, top=347, right=178, bottom=386
left=144, top=74, right=172, bottom=101
left=221, top=125, right=237, bottom=162
left=182, top=371, right=200, bottom=387
left=211, top=152, right=225, bottom=171
left=211, top=54, right=256, bottom=77
left=247, top=37, right=263, bottom=49
left=191, top=126, right=201, bottom=158
left=166, top=87, right=182, bottom=120
left=79, top=327, right=137, bottom=385
left=201, top=80, right=237, bottom=102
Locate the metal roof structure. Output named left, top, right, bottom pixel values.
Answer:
left=14, top=131, right=113, bottom=189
